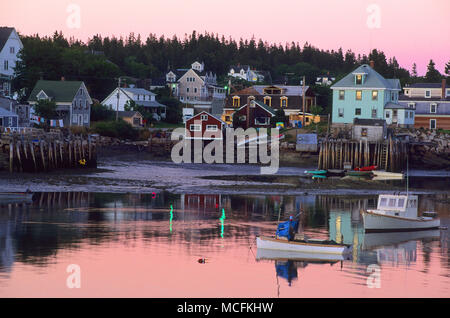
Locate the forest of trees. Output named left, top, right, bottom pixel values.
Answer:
left=12, top=30, right=449, bottom=110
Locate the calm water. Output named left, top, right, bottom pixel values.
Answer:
left=0, top=192, right=449, bottom=297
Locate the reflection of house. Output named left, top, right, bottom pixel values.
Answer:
left=331, top=63, right=402, bottom=128
left=399, top=80, right=450, bottom=130
left=185, top=111, right=225, bottom=140
left=223, top=85, right=317, bottom=126
left=101, top=87, right=166, bottom=121
left=28, top=79, right=92, bottom=127
left=231, top=99, right=275, bottom=129
left=181, top=194, right=221, bottom=212
left=0, top=27, right=23, bottom=97
left=118, top=111, right=143, bottom=127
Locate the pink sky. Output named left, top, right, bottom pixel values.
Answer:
left=2, top=0, right=449, bottom=75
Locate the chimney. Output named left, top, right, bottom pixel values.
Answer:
left=61, top=76, right=65, bottom=81
left=369, top=60, right=375, bottom=69
left=442, top=78, right=447, bottom=100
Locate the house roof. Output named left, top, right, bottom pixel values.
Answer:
left=353, top=118, right=386, bottom=126
left=135, top=100, right=166, bottom=108
left=229, top=65, right=250, bottom=71
left=0, top=27, right=14, bottom=52
left=122, top=87, right=155, bottom=96
left=28, top=80, right=85, bottom=103
left=236, top=100, right=276, bottom=116
left=384, top=102, right=410, bottom=109
left=189, top=111, right=226, bottom=124
left=231, top=87, right=261, bottom=96
left=399, top=95, right=450, bottom=102
left=252, top=85, right=309, bottom=96
left=406, top=83, right=449, bottom=89
left=118, top=111, right=142, bottom=118
left=0, top=107, right=18, bottom=117
left=331, top=64, right=400, bottom=90
left=0, top=96, right=18, bottom=110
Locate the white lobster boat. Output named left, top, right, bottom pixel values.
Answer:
left=362, top=194, right=440, bottom=232
left=256, top=236, right=352, bottom=255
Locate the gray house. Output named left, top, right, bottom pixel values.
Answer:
left=352, top=118, right=387, bottom=142
left=0, top=107, right=18, bottom=129
left=28, top=79, right=92, bottom=127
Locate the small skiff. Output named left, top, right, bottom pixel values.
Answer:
left=372, top=171, right=404, bottom=179
left=345, top=171, right=373, bottom=177
left=256, top=236, right=352, bottom=255
left=304, top=170, right=327, bottom=175
left=256, top=246, right=349, bottom=262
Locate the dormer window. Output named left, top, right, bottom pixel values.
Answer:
left=263, top=96, right=272, bottom=106
left=201, top=114, right=208, bottom=121
left=232, top=96, right=240, bottom=107
left=280, top=96, right=288, bottom=107
left=356, top=74, right=363, bottom=85
left=37, top=90, right=49, bottom=100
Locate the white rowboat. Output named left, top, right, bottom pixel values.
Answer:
left=256, top=236, right=352, bottom=255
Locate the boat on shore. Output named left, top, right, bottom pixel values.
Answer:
left=372, top=170, right=404, bottom=179
left=362, top=194, right=440, bottom=232
left=345, top=170, right=374, bottom=177
left=256, top=236, right=352, bottom=255
left=304, top=169, right=327, bottom=175
left=354, top=165, right=378, bottom=172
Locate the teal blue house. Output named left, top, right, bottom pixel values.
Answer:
left=331, top=64, right=401, bottom=126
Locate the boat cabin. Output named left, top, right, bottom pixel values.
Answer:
left=374, top=194, right=418, bottom=219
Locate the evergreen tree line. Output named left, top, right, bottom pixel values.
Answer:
left=13, top=30, right=449, bottom=103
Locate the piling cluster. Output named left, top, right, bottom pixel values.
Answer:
left=0, top=130, right=97, bottom=173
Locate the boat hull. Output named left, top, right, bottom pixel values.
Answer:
left=256, top=236, right=351, bottom=255
left=362, top=211, right=440, bottom=232
left=256, top=247, right=348, bottom=262
left=372, top=171, right=404, bottom=179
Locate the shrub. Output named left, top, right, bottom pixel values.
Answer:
left=92, top=120, right=138, bottom=140
left=90, top=102, right=115, bottom=122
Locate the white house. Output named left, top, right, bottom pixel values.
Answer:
left=0, top=27, right=23, bottom=97
left=101, top=87, right=167, bottom=120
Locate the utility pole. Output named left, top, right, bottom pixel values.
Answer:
left=302, top=75, right=306, bottom=128
left=116, top=77, right=121, bottom=122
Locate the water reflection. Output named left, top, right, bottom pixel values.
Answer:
left=0, top=191, right=448, bottom=296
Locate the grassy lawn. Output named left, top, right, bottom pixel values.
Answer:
left=151, top=122, right=184, bottom=129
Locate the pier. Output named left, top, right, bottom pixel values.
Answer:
left=318, top=136, right=408, bottom=172
left=0, top=128, right=97, bottom=173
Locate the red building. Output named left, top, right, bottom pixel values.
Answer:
left=185, top=111, right=226, bottom=140
left=232, top=99, right=276, bottom=130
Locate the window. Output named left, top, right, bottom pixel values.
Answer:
left=430, top=103, right=437, bottom=113
left=356, top=90, right=362, bottom=100
left=280, top=97, right=288, bottom=107
left=201, top=114, right=208, bottom=121
left=186, top=88, right=190, bottom=93
left=355, top=108, right=361, bottom=116
left=339, top=90, right=345, bottom=100
left=430, top=119, right=436, bottom=129
left=338, top=108, right=344, bottom=117
left=385, top=111, right=390, bottom=118
left=380, top=198, right=388, bottom=207
left=361, top=128, right=368, bottom=137
left=391, top=92, right=396, bottom=101
left=83, top=114, right=89, bottom=123
left=85, top=100, right=89, bottom=109
left=356, top=74, right=362, bottom=85
left=372, top=108, right=377, bottom=118
left=206, top=125, right=218, bottom=131
left=239, top=115, right=246, bottom=121
left=388, top=198, right=396, bottom=207
left=263, top=96, right=272, bottom=106
left=425, top=90, right=431, bottom=98
left=194, top=88, right=198, bottom=93
left=10, top=47, right=15, bottom=54
left=190, top=124, right=201, bottom=131
left=232, top=96, right=240, bottom=107
left=72, top=115, right=78, bottom=123
left=255, top=117, right=269, bottom=125
left=372, top=90, right=378, bottom=100
left=398, top=198, right=405, bottom=207
left=3, top=60, right=8, bottom=70
left=408, top=103, right=415, bottom=109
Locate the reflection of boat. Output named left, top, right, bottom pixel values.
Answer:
left=345, top=171, right=373, bottom=177
left=256, top=236, right=352, bottom=255
left=362, top=194, right=440, bottom=232
left=0, top=192, right=34, bottom=204
left=256, top=246, right=347, bottom=262
left=362, top=229, right=440, bottom=250
left=372, top=171, right=404, bottom=179
left=354, top=165, right=377, bottom=171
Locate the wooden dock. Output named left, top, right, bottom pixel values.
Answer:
left=0, top=129, right=97, bottom=173
left=318, top=136, right=408, bottom=172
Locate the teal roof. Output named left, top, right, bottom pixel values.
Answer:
left=331, top=64, right=400, bottom=90
left=28, top=80, right=85, bottom=103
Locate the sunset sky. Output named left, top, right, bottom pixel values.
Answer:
left=2, top=0, right=449, bottom=75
